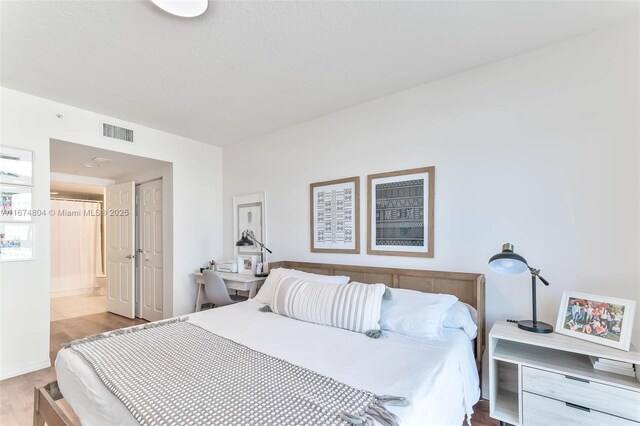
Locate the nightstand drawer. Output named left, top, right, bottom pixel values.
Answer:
left=523, top=391, right=638, bottom=426
left=522, top=366, right=640, bottom=422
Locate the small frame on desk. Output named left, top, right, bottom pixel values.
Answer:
left=555, top=291, right=636, bottom=351
left=237, top=255, right=258, bottom=275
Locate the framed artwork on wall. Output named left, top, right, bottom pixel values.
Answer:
left=0, top=222, right=34, bottom=261
left=0, top=185, right=33, bottom=221
left=310, top=176, right=360, bottom=254
left=555, top=291, right=636, bottom=351
left=233, top=192, right=266, bottom=257
left=0, top=146, right=33, bottom=186
left=367, top=166, right=435, bottom=257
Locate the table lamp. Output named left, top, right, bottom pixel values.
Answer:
left=236, top=230, right=272, bottom=277
left=488, top=243, right=553, bottom=333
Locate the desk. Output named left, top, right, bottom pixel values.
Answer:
left=193, top=271, right=267, bottom=312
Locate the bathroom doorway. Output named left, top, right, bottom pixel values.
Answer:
left=49, top=139, right=172, bottom=322
left=49, top=182, right=107, bottom=320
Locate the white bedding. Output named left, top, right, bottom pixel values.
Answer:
left=56, top=299, right=479, bottom=426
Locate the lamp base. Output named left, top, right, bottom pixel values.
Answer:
left=517, top=320, right=553, bottom=334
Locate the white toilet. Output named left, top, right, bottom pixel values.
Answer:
left=94, top=274, right=107, bottom=296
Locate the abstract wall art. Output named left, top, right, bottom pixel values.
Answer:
left=367, top=167, right=434, bottom=257
left=310, top=176, right=360, bottom=253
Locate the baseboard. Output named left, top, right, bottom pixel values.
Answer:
left=51, top=287, right=100, bottom=298
left=0, top=358, right=51, bottom=380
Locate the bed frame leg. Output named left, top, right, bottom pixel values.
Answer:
left=33, top=381, right=75, bottom=426
left=33, top=387, right=45, bottom=426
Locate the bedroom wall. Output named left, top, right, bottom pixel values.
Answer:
left=223, top=21, right=640, bottom=346
left=0, top=88, right=223, bottom=379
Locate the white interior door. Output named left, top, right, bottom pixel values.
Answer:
left=139, top=179, right=163, bottom=322
left=106, top=181, right=135, bottom=318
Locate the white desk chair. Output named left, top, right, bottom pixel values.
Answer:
left=202, top=270, right=242, bottom=308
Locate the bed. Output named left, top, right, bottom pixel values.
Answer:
left=35, top=261, right=485, bottom=426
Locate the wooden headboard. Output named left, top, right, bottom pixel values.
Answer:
left=268, top=261, right=486, bottom=364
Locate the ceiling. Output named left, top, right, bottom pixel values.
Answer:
left=2, top=1, right=638, bottom=146
left=50, top=139, right=170, bottom=180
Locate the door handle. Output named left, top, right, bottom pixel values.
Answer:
left=126, top=254, right=136, bottom=259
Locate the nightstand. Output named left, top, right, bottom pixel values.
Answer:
left=489, top=320, right=640, bottom=426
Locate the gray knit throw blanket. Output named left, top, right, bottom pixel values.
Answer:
left=65, top=319, right=409, bottom=426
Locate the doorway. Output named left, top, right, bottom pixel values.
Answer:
left=50, top=139, right=172, bottom=322
left=49, top=182, right=106, bottom=320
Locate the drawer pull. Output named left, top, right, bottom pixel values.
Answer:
left=564, top=375, right=589, bottom=383
left=566, top=402, right=591, bottom=412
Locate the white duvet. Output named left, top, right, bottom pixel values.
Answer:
left=56, top=299, right=480, bottom=426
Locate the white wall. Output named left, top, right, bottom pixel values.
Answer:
left=0, top=88, right=223, bottom=379
left=224, top=21, right=640, bottom=345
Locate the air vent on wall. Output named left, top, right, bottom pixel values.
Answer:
left=102, top=122, right=134, bottom=143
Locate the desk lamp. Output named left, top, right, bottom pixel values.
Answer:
left=489, top=243, right=553, bottom=333
left=236, top=230, right=272, bottom=277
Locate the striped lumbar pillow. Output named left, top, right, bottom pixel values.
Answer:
left=271, top=276, right=386, bottom=334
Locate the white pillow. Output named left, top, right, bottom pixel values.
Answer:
left=379, top=288, right=458, bottom=340
left=271, top=277, right=386, bottom=334
left=443, top=302, right=478, bottom=339
left=254, top=268, right=350, bottom=305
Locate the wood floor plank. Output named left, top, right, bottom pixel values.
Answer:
left=1, top=313, right=496, bottom=425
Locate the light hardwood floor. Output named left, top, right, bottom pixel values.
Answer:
left=0, top=313, right=146, bottom=426
left=50, top=293, right=107, bottom=321
left=0, top=313, right=497, bottom=426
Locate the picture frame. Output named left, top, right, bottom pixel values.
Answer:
left=0, top=222, right=34, bottom=261
left=310, top=176, right=360, bottom=254
left=0, top=146, right=33, bottom=186
left=0, top=184, right=33, bottom=222
left=555, top=291, right=636, bottom=351
left=233, top=192, right=266, bottom=256
left=237, top=255, right=259, bottom=275
left=367, top=166, right=435, bottom=257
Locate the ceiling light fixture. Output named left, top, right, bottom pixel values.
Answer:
left=150, top=0, right=208, bottom=18
left=92, top=157, right=113, bottom=163
left=82, top=162, right=99, bottom=168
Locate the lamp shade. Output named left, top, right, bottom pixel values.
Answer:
left=236, top=234, right=253, bottom=247
left=151, top=0, right=208, bottom=18
left=488, top=243, right=528, bottom=275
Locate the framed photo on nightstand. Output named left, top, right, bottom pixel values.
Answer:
left=555, top=291, right=636, bottom=351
